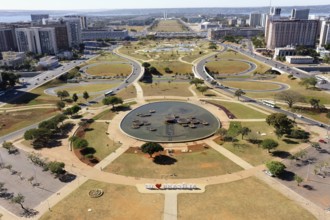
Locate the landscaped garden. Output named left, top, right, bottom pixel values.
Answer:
left=139, top=82, right=193, bottom=97
left=205, top=60, right=250, bottom=74
left=85, top=63, right=132, bottom=77
left=150, top=19, right=189, bottom=32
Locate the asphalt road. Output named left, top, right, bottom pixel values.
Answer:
left=194, top=44, right=330, bottom=130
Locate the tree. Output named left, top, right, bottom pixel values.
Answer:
left=197, top=86, right=208, bottom=95
left=294, top=174, right=303, bottom=186
left=142, top=62, right=151, bottom=68
left=261, top=139, right=279, bottom=153
left=102, top=96, right=123, bottom=109
left=11, top=193, right=28, bottom=212
left=24, top=128, right=52, bottom=149
left=71, top=105, right=81, bottom=115
left=239, top=127, right=251, bottom=140
left=47, top=161, right=65, bottom=175
left=216, top=128, right=228, bottom=140
left=72, top=93, right=78, bottom=102
left=309, top=98, right=324, bottom=111
left=83, top=91, right=89, bottom=101
left=141, top=142, right=164, bottom=158
left=266, top=113, right=294, bottom=137
left=56, top=101, right=65, bottom=110
left=275, top=91, right=305, bottom=108
left=234, top=89, right=245, bottom=100
left=299, top=77, right=318, bottom=89
left=189, top=78, right=204, bottom=87
left=266, top=161, right=286, bottom=176
left=56, top=90, right=70, bottom=100
left=164, top=67, right=172, bottom=73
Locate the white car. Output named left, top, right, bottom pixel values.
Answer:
left=296, top=114, right=303, bottom=118
left=263, top=170, right=274, bottom=177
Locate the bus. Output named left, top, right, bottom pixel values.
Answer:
left=261, top=100, right=277, bottom=108
left=104, top=90, right=115, bottom=97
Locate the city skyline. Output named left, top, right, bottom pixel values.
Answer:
left=1, top=0, right=330, bottom=10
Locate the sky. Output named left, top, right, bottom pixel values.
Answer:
left=1, top=0, right=330, bottom=10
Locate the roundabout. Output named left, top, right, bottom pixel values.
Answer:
left=80, top=61, right=132, bottom=77
left=205, top=59, right=257, bottom=76
left=120, top=101, right=220, bottom=143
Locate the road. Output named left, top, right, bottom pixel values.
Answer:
left=194, top=44, right=330, bottom=130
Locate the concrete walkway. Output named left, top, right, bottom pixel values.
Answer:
left=163, top=193, right=178, bottom=220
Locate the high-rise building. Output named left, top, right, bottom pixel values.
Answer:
left=291, top=9, right=310, bottom=20
left=38, top=27, right=58, bottom=54
left=237, top=18, right=246, bottom=27
left=249, top=13, right=262, bottom=27
left=15, top=28, right=42, bottom=54
left=63, top=17, right=82, bottom=47
left=266, top=19, right=318, bottom=49
left=53, top=25, right=70, bottom=51
left=261, top=14, right=267, bottom=27
left=15, top=27, right=58, bottom=54
left=64, top=15, right=87, bottom=29
left=31, top=14, right=49, bottom=23
left=228, top=18, right=237, bottom=26
left=265, top=7, right=282, bottom=41
left=0, top=26, right=18, bottom=52
left=319, top=20, right=330, bottom=47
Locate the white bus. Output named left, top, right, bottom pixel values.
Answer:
left=261, top=100, right=277, bottom=108
left=104, top=90, right=114, bottom=97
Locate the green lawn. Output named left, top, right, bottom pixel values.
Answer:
left=115, top=85, right=137, bottom=100
left=150, top=60, right=192, bottom=75
left=221, top=81, right=282, bottom=91
left=40, top=180, right=164, bottom=220
left=178, top=177, right=315, bottom=220
left=85, top=63, right=132, bottom=77
left=0, top=108, right=59, bottom=137
left=206, top=100, right=267, bottom=119
left=151, top=19, right=188, bottom=32
left=105, top=147, right=242, bottom=179
left=246, top=75, right=330, bottom=104
left=4, top=80, right=65, bottom=107
left=83, top=122, right=121, bottom=160
left=220, top=121, right=302, bottom=166
left=206, top=60, right=250, bottom=74
left=54, top=83, right=119, bottom=95
left=140, top=82, right=193, bottom=97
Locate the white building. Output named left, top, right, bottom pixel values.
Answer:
left=316, top=47, right=330, bottom=58
left=286, top=56, right=314, bottom=64
left=38, top=56, right=59, bottom=69
left=63, top=17, right=82, bottom=47
left=274, top=47, right=296, bottom=59
left=81, top=29, right=129, bottom=40
left=0, top=51, right=26, bottom=67
left=319, top=20, right=330, bottom=47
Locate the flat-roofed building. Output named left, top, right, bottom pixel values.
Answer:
left=274, top=47, right=296, bottom=59
left=208, top=28, right=263, bottom=40
left=286, top=56, right=314, bottom=64
left=319, top=20, right=330, bottom=47
left=291, top=9, right=309, bottom=20
left=38, top=56, right=59, bottom=69
left=81, top=29, right=129, bottom=40
left=249, top=13, right=262, bottom=27
left=0, top=26, right=17, bottom=52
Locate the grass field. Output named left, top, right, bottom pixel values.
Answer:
left=40, top=180, right=164, bottom=220
left=206, top=60, right=250, bottom=74
left=221, top=121, right=301, bottom=166
left=214, top=51, right=270, bottom=74
left=83, top=122, right=121, bottom=160
left=151, top=19, right=188, bottom=32
left=150, top=61, right=192, bottom=75
left=221, top=81, right=283, bottom=91
left=206, top=100, right=267, bottom=119
left=0, top=108, right=58, bottom=137
left=85, top=63, right=132, bottom=77
left=178, top=177, right=315, bottom=220
left=105, top=147, right=242, bottom=179
left=246, top=75, right=330, bottom=104
left=54, top=83, right=119, bottom=95
left=139, top=82, right=193, bottom=97
left=115, top=85, right=137, bottom=100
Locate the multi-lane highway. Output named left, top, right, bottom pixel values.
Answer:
left=194, top=44, right=330, bottom=130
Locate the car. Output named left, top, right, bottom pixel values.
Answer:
left=319, top=139, right=327, bottom=144
left=296, top=114, right=303, bottom=118
left=318, top=123, right=324, bottom=127
left=263, top=170, right=274, bottom=177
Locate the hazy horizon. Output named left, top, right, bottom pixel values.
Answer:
left=1, top=0, right=330, bottom=10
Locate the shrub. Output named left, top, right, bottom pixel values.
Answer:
left=288, top=129, right=310, bottom=139
left=73, top=138, right=88, bottom=149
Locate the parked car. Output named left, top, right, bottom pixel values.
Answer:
left=319, top=139, right=327, bottom=144
left=263, top=170, right=274, bottom=177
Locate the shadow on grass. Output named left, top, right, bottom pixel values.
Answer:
left=272, top=150, right=292, bottom=159
left=282, top=139, right=299, bottom=144
left=0, top=91, right=40, bottom=105
left=153, top=155, right=177, bottom=165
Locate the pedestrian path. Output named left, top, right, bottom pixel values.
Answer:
left=163, top=193, right=178, bottom=220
